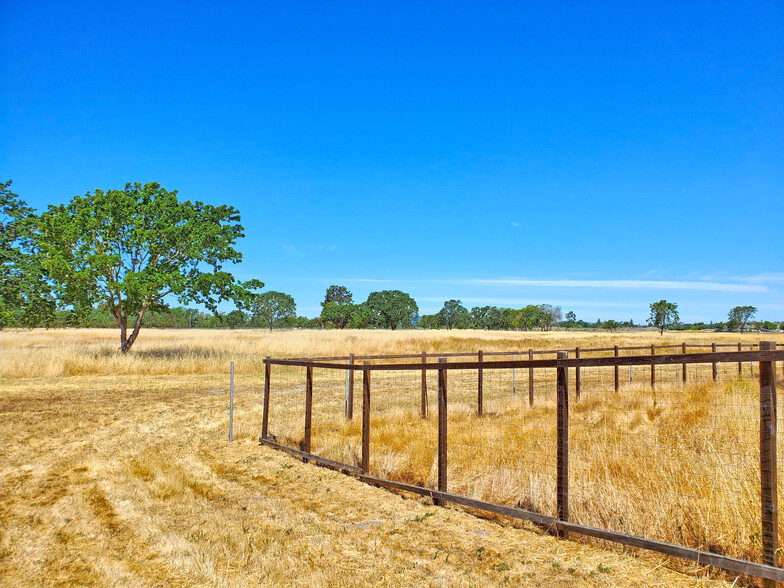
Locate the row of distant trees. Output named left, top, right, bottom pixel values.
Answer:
left=2, top=180, right=780, bottom=353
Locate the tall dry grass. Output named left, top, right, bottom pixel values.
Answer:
left=1, top=327, right=778, bottom=586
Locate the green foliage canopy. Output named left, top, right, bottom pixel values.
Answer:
left=436, top=299, right=470, bottom=329
left=727, top=305, right=757, bottom=333
left=365, top=290, right=418, bottom=330
left=252, top=291, right=296, bottom=330
left=322, top=285, right=353, bottom=307
left=647, top=300, right=679, bottom=335
left=37, top=182, right=262, bottom=351
left=0, top=180, right=56, bottom=328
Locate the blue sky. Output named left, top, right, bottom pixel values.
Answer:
left=2, top=1, right=783, bottom=321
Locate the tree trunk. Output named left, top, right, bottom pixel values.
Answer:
left=117, top=306, right=148, bottom=353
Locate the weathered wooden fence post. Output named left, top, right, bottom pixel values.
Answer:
left=650, top=345, right=655, bottom=388
left=262, top=357, right=271, bottom=439
left=760, top=341, right=778, bottom=584
left=362, top=361, right=371, bottom=474
left=614, top=345, right=619, bottom=392
left=629, top=349, right=633, bottom=384
left=477, top=350, right=484, bottom=416
left=436, top=357, right=448, bottom=506
left=512, top=355, right=516, bottom=397
left=575, top=347, right=581, bottom=400
left=345, top=353, right=355, bottom=420
left=682, top=343, right=687, bottom=383
left=528, top=348, right=534, bottom=407
left=712, top=343, right=718, bottom=381
left=556, top=350, right=569, bottom=539
left=303, top=361, right=313, bottom=461
left=739, top=342, right=743, bottom=375
left=421, top=351, right=428, bottom=418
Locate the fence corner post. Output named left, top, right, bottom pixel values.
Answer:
left=436, top=357, right=448, bottom=505
left=760, top=341, right=778, bottom=582
left=556, top=350, right=569, bottom=539
left=361, top=360, right=371, bottom=474
left=262, top=357, right=271, bottom=440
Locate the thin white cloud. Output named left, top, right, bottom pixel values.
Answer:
left=734, top=273, right=784, bottom=284
left=418, top=296, right=640, bottom=308
left=339, top=277, right=766, bottom=293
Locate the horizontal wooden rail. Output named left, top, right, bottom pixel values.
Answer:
left=285, top=341, right=779, bottom=363
left=266, top=350, right=784, bottom=372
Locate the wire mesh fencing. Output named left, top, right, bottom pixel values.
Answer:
left=260, top=341, right=784, bottom=584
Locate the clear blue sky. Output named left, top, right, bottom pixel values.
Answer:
left=2, top=1, right=783, bottom=322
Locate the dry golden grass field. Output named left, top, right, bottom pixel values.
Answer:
left=1, top=327, right=782, bottom=587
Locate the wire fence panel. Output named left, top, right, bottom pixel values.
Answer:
left=260, top=342, right=784, bottom=582
left=267, top=364, right=306, bottom=450
left=569, top=378, right=762, bottom=560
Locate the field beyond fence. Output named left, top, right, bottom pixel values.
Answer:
left=261, top=341, right=784, bottom=584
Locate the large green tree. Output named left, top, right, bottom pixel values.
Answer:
left=37, top=182, right=262, bottom=351
left=727, top=305, right=757, bottom=333
left=647, top=300, right=679, bottom=335
left=321, top=301, right=357, bottom=329
left=436, top=299, right=470, bottom=329
left=252, top=291, right=296, bottom=330
left=320, top=285, right=355, bottom=328
left=0, top=180, right=55, bottom=328
left=321, top=285, right=353, bottom=307
left=365, top=290, right=418, bottom=330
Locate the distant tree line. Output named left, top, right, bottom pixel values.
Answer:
left=1, top=180, right=780, bottom=342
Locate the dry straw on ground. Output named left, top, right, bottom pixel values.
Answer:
left=1, top=327, right=780, bottom=586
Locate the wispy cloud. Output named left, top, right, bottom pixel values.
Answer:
left=339, top=277, right=766, bottom=293
left=418, top=296, right=641, bottom=308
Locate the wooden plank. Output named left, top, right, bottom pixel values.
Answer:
left=760, top=341, right=779, bottom=586
left=558, top=350, right=784, bottom=369
left=259, top=437, right=362, bottom=474
left=262, top=357, right=271, bottom=439
left=528, top=348, right=534, bottom=407
left=555, top=521, right=784, bottom=582
left=267, top=350, right=784, bottom=372
left=575, top=347, right=581, bottom=400
left=421, top=351, right=428, bottom=419
left=477, top=350, right=484, bottom=417
left=556, top=351, right=569, bottom=539
left=304, top=363, right=313, bottom=460
left=712, top=343, right=718, bottom=381
left=437, top=357, right=448, bottom=505
left=739, top=342, right=743, bottom=375
left=362, top=361, right=371, bottom=474
left=358, top=473, right=557, bottom=528
left=346, top=353, right=355, bottom=420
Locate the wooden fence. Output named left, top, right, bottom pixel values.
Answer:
left=260, top=341, right=784, bottom=584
